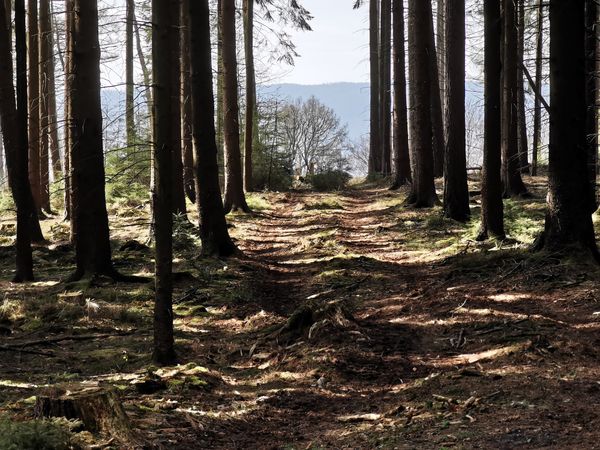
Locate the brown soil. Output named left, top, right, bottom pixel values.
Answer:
left=2, top=183, right=600, bottom=449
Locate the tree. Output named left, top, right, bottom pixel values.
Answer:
left=390, top=0, right=410, bottom=188
left=0, top=0, right=35, bottom=281
left=501, top=0, right=527, bottom=197
left=243, top=0, right=256, bottom=191
left=443, top=0, right=470, bottom=221
left=169, top=0, right=186, bottom=217
left=188, top=0, right=237, bottom=256
left=68, top=0, right=121, bottom=280
left=406, top=0, right=438, bottom=207
left=64, top=0, right=72, bottom=225
left=478, top=0, right=505, bottom=240
left=39, top=0, right=63, bottom=179
left=152, top=0, right=177, bottom=365
left=535, top=0, right=598, bottom=259
left=516, top=0, right=529, bottom=174
left=27, top=0, right=42, bottom=215
left=125, top=0, right=135, bottom=149
left=380, top=0, right=391, bottom=175
left=38, top=0, right=53, bottom=213
left=278, top=97, right=349, bottom=176
left=180, top=0, right=195, bottom=203
left=585, top=0, right=597, bottom=212
left=221, top=0, right=249, bottom=213
left=428, top=5, right=445, bottom=178
left=531, top=0, right=543, bottom=177
left=368, top=0, right=381, bottom=175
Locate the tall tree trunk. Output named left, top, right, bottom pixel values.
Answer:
left=27, top=0, right=42, bottom=214
left=585, top=0, right=598, bottom=212
left=437, top=0, right=445, bottom=129
left=369, top=0, right=381, bottom=174
left=133, top=8, right=151, bottom=109
left=189, top=0, right=237, bottom=257
left=216, top=0, right=224, bottom=171
left=443, top=0, right=470, bottom=221
left=0, top=0, right=35, bottom=281
left=125, top=0, right=135, bottom=150
left=516, top=0, right=529, bottom=174
left=406, top=0, right=438, bottom=207
left=221, top=0, right=249, bottom=213
left=152, top=0, right=177, bottom=366
left=478, top=0, right=505, bottom=240
left=428, top=5, right=445, bottom=178
left=64, top=0, right=72, bottom=224
left=501, top=0, right=528, bottom=197
left=380, top=0, right=392, bottom=175
left=47, top=8, right=60, bottom=178
left=535, top=0, right=598, bottom=260
left=390, top=0, right=411, bottom=188
left=39, top=0, right=59, bottom=178
left=169, top=0, right=186, bottom=217
left=69, top=0, right=120, bottom=280
left=243, top=0, right=256, bottom=191
left=38, top=0, right=51, bottom=213
left=180, top=0, right=195, bottom=203
left=531, top=0, right=543, bottom=177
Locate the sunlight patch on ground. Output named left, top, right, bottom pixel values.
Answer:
left=488, top=293, right=534, bottom=302
left=443, top=342, right=530, bottom=365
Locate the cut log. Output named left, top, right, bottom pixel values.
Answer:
left=34, top=387, right=139, bottom=444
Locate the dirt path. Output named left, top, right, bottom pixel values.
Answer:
left=154, top=187, right=600, bottom=449
left=2, top=186, right=600, bottom=449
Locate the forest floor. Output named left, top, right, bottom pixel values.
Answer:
left=2, top=177, right=600, bottom=449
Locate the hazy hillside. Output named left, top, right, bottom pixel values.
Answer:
left=260, top=82, right=371, bottom=142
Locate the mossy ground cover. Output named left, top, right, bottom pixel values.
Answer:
left=0, top=176, right=600, bottom=448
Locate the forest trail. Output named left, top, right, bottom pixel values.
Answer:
left=170, top=185, right=600, bottom=449
left=2, top=184, right=600, bottom=448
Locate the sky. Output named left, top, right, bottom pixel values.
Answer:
left=273, top=0, right=370, bottom=85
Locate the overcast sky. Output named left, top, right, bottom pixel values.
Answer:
left=273, top=0, right=370, bottom=85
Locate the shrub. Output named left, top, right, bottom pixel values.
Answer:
left=306, top=170, right=351, bottom=192
left=0, top=419, right=71, bottom=450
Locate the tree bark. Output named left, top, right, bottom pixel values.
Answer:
left=221, top=0, right=249, bottom=213
left=437, top=0, right=445, bottom=121
left=535, top=0, right=598, bottom=259
left=243, top=0, right=257, bottom=191
left=189, top=0, right=237, bottom=257
left=478, top=0, right=505, bottom=240
left=585, top=0, right=598, bottom=212
left=501, top=0, right=528, bottom=197
left=531, top=0, right=543, bottom=177
left=406, top=0, right=438, bottom=207
left=38, top=0, right=52, bottom=213
left=428, top=5, right=445, bottom=178
left=125, top=0, right=135, bottom=150
left=390, top=0, right=411, bottom=188
left=0, top=0, right=35, bottom=281
left=151, top=0, right=177, bottom=365
left=69, top=0, right=120, bottom=280
left=180, top=0, right=195, bottom=203
left=380, top=0, right=392, bottom=175
left=27, top=0, right=42, bottom=215
left=369, top=0, right=381, bottom=175
left=443, top=0, right=470, bottom=221
left=64, top=0, right=72, bottom=225
left=516, top=0, right=529, bottom=174
left=169, top=0, right=186, bottom=218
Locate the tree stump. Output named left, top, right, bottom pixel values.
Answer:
left=34, top=387, right=137, bottom=444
